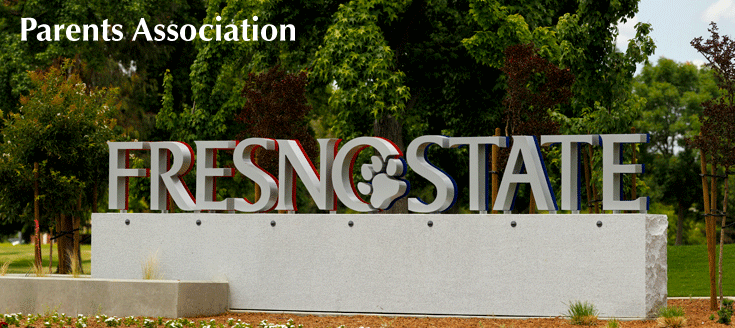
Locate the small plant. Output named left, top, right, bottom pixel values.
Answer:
left=607, top=318, right=620, bottom=328
left=656, top=305, right=687, bottom=328
left=565, top=301, right=598, bottom=326
left=256, top=319, right=302, bottom=328
left=1, top=258, right=12, bottom=275
left=141, top=251, right=162, bottom=280
left=3, top=314, right=22, bottom=327
left=709, top=314, right=715, bottom=320
left=717, top=298, right=733, bottom=325
left=122, top=316, right=138, bottom=326
left=26, top=314, right=39, bottom=326
left=66, top=249, right=82, bottom=278
left=143, top=318, right=157, bottom=328
left=76, top=314, right=89, bottom=328
left=31, top=262, right=46, bottom=277
left=104, top=316, right=121, bottom=327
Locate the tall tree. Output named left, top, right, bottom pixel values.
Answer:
left=157, top=0, right=342, bottom=145
left=501, top=43, right=574, bottom=138
left=236, top=66, right=317, bottom=174
left=634, top=58, right=719, bottom=245
left=690, top=22, right=735, bottom=308
left=158, top=0, right=654, bottom=213
left=463, top=0, right=655, bottom=122
left=0, top=60, right=119, bottom=273
left=0, top=0, right=204, bottom=140
left=157, top=0, right=504, bottom=212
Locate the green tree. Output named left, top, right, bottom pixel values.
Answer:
left=157, top=0, right=502, bottom=212
left=0, top=60, right=120, bottom=273
left=634, top=58, right=719, bottom=245
left=157, top=0, right=341, bottom=145
left=0, top=0, right=204, bottom=140
left=158, top=0, right=655, bottom=213
left=690, top=22, right=735, bottom=309
left=463, top=0, right=655, bottom=124
left=460, top=0, right=654, bottom=213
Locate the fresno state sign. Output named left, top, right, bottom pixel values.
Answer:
left=108, top=134, right=649, bottom=213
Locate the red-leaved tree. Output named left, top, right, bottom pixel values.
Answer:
left=501, top=43, right=574, bottom=138
left=690, top=22, right=735, bottom=310
left=236, top=66, right=317, bottom=206
left=499, top=43, right=574, bottom=213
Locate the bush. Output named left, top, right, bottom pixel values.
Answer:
left=718, top=298, right=733, bottom=325
left=656, top=306, right=687, bottom=328
left=566, top=301, right=598, bottom=326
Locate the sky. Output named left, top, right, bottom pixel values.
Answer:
left=617, top=0, right=735, bottom=73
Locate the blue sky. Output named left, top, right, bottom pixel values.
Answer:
left=617, top=0, right=735, bottom=73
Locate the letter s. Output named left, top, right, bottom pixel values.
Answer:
left=406, top=135, right=457, bottom=213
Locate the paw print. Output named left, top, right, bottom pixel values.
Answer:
left=356, top=155, right=409, bottom=210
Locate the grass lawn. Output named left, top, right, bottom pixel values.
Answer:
left=0, top=242, right=91, bottom=275
left=668, top=243, right=735, bottom=297
left=1, top=242, right=733, bottom=297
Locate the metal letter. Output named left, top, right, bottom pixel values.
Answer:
left=493, top=136, right=557, bottom=212
left=108, top=142, right=149, bottom=210
left=448, top=136, right=508, bottom=212
left=195, top=141, right=236, bottom=211
left=275, top=139, right=340, bottom=212
left=232, top=138, right=279, bottom=212
left=150, top=142, right=196, bottom=211
left=601, top=134, right=649, bottom=212
left=541, top=135, right=600, bottom=213
left=406, top=135, right=457, bottom=213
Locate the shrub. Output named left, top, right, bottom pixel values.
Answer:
left=718, top=298, right=733, bottom=325
left=656, top=306, right=687, bottom=328
left=0, top=259, right=11, bottom=276
left=566, top=301, right=598, bottom=326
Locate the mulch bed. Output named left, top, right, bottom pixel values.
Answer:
left=3, top=298, right=729, bottom=328
left=190, top=298, right=730, bottom=328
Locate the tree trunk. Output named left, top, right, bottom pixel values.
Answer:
left=48, top=237, right=53, bottom=274
left=56, top=213, right=73, bottom=274
left=631, top=127, right=638, bottom=203
left=74, top=193, right=83, bottom=274
left=93, top=179, right=99, bottom=213
left=492, top=128, right=500, bottom=214
left=676, top=200, right=685, bottom=246
left=33, top=162, right=42, bottom=271
left=586, top=146, right=600, bottom=213
left=710, top=162, right=719, bottom=309
left=583, top=145, right=593, bottom=213
left=699, top=150, right=717, bottom=311
left=373, top=113, right=407, bottom=214
left=528, top=192, right=536, bottom=214
left=718, top=174, right=728, bottom=309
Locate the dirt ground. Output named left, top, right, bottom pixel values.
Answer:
left=190, top=298, right=731, bottom=328
left=3, top=298, right=729, bottom=328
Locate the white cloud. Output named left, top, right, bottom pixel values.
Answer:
left=690, top=59, right=706, bottom=68
left=702, top=0, right=735, bottom=22
left=616, top=16, right=639, bottom=51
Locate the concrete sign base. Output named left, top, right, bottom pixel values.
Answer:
left=92, top=213, right=667, bottom=319
left=0, top=275, right=228, bottom=318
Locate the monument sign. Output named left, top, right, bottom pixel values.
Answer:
left=92, top=133, right=667, bottom=319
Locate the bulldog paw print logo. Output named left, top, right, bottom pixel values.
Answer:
left=356, top=155, right=410, bottom=210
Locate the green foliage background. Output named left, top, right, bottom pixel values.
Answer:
left=0, top=0, right=729, bottom=249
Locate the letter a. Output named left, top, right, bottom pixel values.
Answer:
left=493, top=136, right=557, bottom=213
